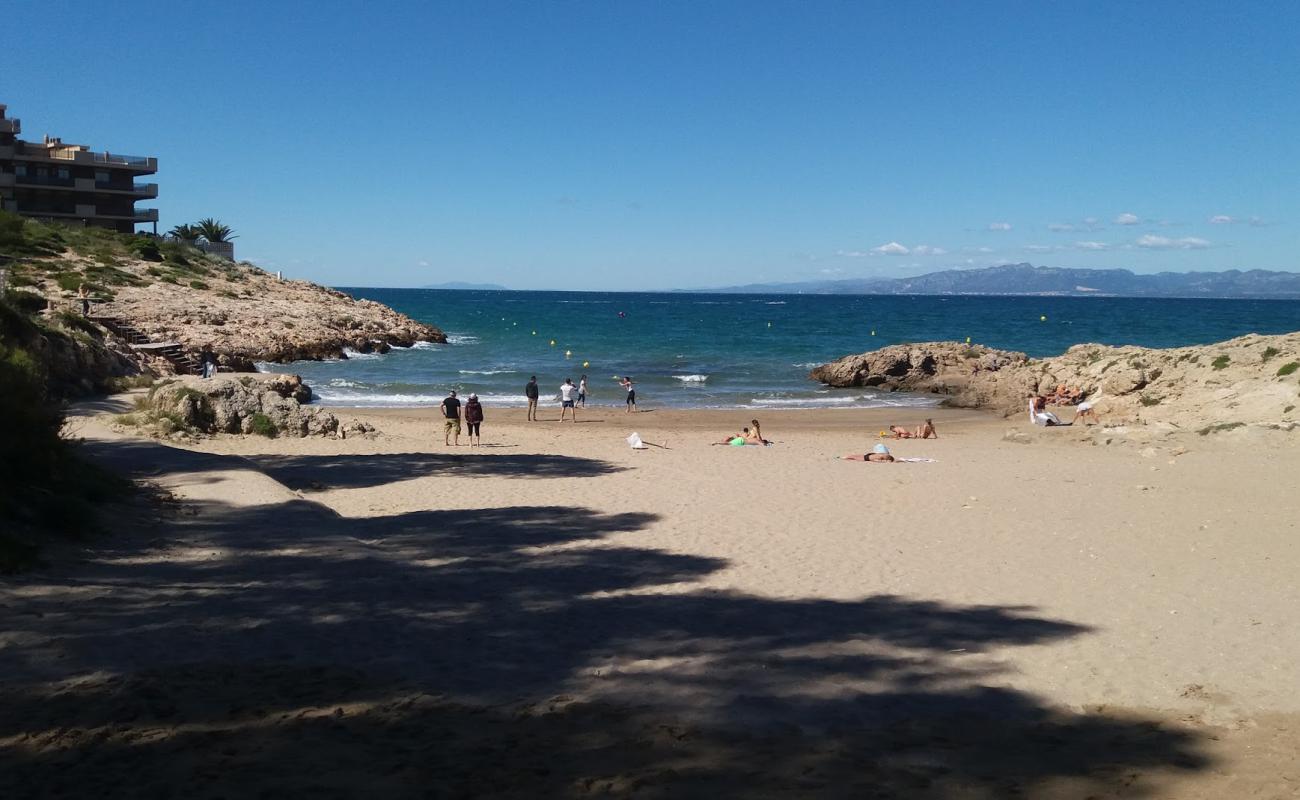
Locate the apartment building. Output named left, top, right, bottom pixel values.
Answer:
left=0, top=103, right=158, bottom=234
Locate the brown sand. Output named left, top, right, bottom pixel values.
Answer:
left=2, top=399, right=1298, bottom=798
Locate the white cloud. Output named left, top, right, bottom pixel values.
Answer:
left=913, top=244, right=948, bottom=256
left=1208, top=215, right=1234, bottom=224
left=1114, top=212, right=1141, bottom=225
left=963, top=246, right=995, bottom=254
left=819, top=267, right=844, bottom=275
left=988, top=222, right=1013, bottom=231
left=834, top=249, right=870, bottom=258
left=417, top=259, right=430, bottom=267
left=1136, top=234, right=1211, bottom=250
left=1047, top=223, right=1077, bottom=232
left=872, top=241, right=910, bottom=256
left=1023, top=244, right=1059, bottom=253
left=1075, top=241, right=1110, bottom=251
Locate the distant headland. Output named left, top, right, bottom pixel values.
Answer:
left=687, top=263, right=1300, bottom=299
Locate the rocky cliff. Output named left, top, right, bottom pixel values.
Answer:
left=6, top=224, right=445, bottom=372
left=811, top=334, right=1300, bottom=434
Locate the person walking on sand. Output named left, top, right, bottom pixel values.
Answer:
left=464, top=393, right=484, bottom=446
left=578, top=375, right=589, bottom=408
left=441, top=390, right=462, bottom=446
left=559, top=377, right=580, bottom=422
left=619, top=376, right=637, bottom=413
left=525, top=376, right=540, bottom=422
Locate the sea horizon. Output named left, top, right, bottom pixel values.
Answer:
left=264, top=288, right=1300, bottom=410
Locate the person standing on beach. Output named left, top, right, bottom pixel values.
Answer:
left=441, top=390, right=462, bottom=446
left=619, top=376, right=637, bottom=413
left=464, top=393, right=484, bottom=446
left=525, top=376, right=540, bottom=422
left=559, top=378, right=580, bottom=422
left=578, top=375, right=588, bottom=408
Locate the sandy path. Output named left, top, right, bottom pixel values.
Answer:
left=2, top=401, right=1297, bottom=798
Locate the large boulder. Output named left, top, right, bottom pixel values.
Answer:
left=144, top=373, right=364, bottom=438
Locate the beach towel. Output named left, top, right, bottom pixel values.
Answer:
left=895, top=457, right=938, bottom=463
left=626, top=432, right=649, bottom=450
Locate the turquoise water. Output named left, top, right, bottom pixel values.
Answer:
left=272, top=290, right=1300, bottom=409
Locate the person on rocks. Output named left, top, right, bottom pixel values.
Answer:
left=464, top=393, right=484, bottom=446
left=200, top=345, right=219, bottom=379
left=559, top=377, right=580, bottom=423
left=525, top=376, right=540, bottom=422
left=441, top=390, right=462, bottom=446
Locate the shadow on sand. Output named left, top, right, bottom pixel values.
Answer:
left=0, top=437, right=1212, bottom=798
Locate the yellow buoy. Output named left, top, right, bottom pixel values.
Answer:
left=965, top=336, right=971, bottom=344
left=549, top=339, right=556, bottom=346
left=1040, top=315, right=1047, bottom=322
left=871, top=330, right=876, bottom=336
left=767, top=321, right=772, bottom=328
left=582, top=361, right=589, bottom=368
left=564, top=350, right=571, bottom=358
left=512, top=322, right=517, bottom=326
left=532, top=330, right=537, bottom=336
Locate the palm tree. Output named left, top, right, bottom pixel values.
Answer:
left=168, top=223, right=203, bottom=242
left=196, top=218, right=238, bottom=243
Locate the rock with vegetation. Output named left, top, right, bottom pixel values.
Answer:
left=1, top=211, right=446, bottom=372
left=812, top=332, right=1300, bottom=435
left=123, top=374, right=377, bottom=440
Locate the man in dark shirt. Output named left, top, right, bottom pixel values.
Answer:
left=441, top=390, right=462, bottom=446
left=525, top=376, right=540, bottom=422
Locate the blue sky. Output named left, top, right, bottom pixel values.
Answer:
left=5, top=1, right=1298, bottom=290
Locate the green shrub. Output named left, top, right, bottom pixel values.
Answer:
left=1139, top=395, right=1161, bottom=407
left=105, top=373, right=155, bottom=392
left=128, top=237, right=163, bottom=262
left=249, top=412, right=278, bottom=437
left=1277, top=362, right=1299, bottom=377
left=5, top=290, right=47, bottom=315
left=55, top=272, right=84, bottom=291
left=1262, top=347, right=1279, bottom=362
left=189, top=280, right=210, bottom=290
left=55, top=309, right=102, bottom=338
left=1197, top=422, right=1245, bottom=436
left=1211, top=355, right=1230, bottom=370
left=7, top=271, right=37, bottom=287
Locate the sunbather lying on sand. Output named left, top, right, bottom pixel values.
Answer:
left=888, top=425, right=915, bottom=439
left=714, top=427, right=755, bottom=446
left=842, top=443, right=895, bottom=462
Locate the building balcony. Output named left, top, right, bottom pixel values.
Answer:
left=133, top=208, right=160, bottom=222
left=0, top=118, right=19, bottom=134
left=36, top=149, right=158, bottom=171
left=0, top=173, right=13, bottom=188
left=15, top=174, right=76, bottom=188
left=91, top=180, right=159, bottom=197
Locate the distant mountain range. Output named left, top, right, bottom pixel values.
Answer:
left=691, top=264, right=1300, bottom=298
left=421, top=281, right=509, bottom=291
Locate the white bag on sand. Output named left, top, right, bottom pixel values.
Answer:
left=626, top=432, right=648, bottom=449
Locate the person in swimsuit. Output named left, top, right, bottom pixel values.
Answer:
left=713, top=427, right=751, bottom=445
left=889, top=425, right=915, bottom=439
left=749, top=419, right=772, bottom=445
left=619, top=376, right=637, bottom=413
left=915, top=418, right=938, bottom=439
left=841, top=443, right=895, bottom=462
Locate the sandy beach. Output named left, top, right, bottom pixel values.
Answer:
left=3, top=398, right=1299, bottom=798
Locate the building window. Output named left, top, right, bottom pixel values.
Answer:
left=95, top=171, right=109, bottom=183
left=57, top=167, right=70, bottom=180
left=14, top=165, right=25, bottom=177
left=36, top=167, right=47, bottom=177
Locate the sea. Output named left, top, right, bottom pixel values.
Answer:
left=266, top=290, right=1300, bottom=410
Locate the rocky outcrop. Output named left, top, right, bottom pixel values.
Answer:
left=812, top=333, right=1300, bottom=434
left=22, top=253, right=445, bottom=372
left=809, top=343, right=1032, bottom=411
left=143, top=374, right=377, bottom=439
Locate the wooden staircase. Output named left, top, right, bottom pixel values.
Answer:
left=90, top=312, right=201, bottom=375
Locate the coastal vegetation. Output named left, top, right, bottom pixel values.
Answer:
left=0, top=292, right=134, bottom=571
